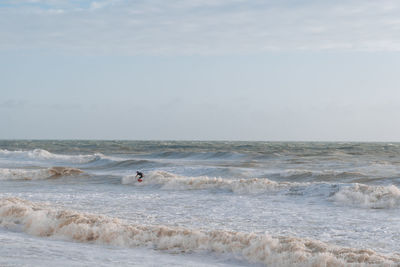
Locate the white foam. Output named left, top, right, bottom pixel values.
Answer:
left=333, top=184, right=400, bottom=209
left=121, top=171, right=296, bottom=194
left=0, top=197, right=398, bottom=267
left=0, top=167, right=83, bottom=180
left=0, top=149, right=102, bottom=164
left=0, top=229, right=243, bottom=267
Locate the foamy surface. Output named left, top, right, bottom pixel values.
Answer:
left=0, top=228, right=245, bottom=267
left=1, top=141, right=400, bottom=266
left=1, top=197, right=399, bottom=266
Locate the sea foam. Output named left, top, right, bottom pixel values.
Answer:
left=0, top=149, right=102, bottom=164
left=122, top=172, right=400, bottom=210
left=121, top=171, right=296, bottom=194
left=333, top=184, right=400, bottom=209
left=0, top=197, right=398, bottom=267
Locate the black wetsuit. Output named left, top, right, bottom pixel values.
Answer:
left=136, top=172, right=143, bottom=179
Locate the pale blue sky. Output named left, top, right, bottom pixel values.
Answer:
left=1, top=0, right=400, bottom=141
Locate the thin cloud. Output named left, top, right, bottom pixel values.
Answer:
left=0, top=99, right=83, bottom=110
left=0, top=99, right=27, bottom=109
left=1, top=0, right=400, bottom=54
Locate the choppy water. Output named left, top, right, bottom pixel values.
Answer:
left=1, top=140, right=400, bottom=266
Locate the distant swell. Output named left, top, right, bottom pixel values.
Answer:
left=148, top=151, right=244, bottom=160
left=0, top=167, right=83, bottom=180
left=277, top=169, right=367, bottom=182
left=122, top=171, right=304, bottom=194
left=333, top=184, right=400, bottom=209
left=0, top=149, right=102, bottom=164
left=102, top=159, right=164, bottom=169
left=0, top=198, right=398, bottom=266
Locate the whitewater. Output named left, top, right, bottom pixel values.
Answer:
left=1, top=141, right=400, bottom=266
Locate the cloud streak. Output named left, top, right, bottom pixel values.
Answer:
left=1, top=0, right=400, bottom=54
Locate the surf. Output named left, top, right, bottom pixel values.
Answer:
left=0, top=197, right=398, bottom=267
left=0, top=167, right=84, bottom=180
left=332, top=183, right=400, bottom=209
left=0, top=149, right=102, bottom=164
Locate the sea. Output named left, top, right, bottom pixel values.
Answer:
left=0, top=140, right=400, bottom=266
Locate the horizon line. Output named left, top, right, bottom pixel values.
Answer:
left=0, top=139, right=399, bottom=143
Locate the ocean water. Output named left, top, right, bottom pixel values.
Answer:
left=1, top=140, right=400, bottom=266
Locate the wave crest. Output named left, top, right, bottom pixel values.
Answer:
left=332, top=184, right=400, bottom=209
left=0, top=197, right=398, bottom=266
left=122, top=171, right=303, bottom=194
left=0, top=167, right=83, bottom=180
left=0, top=149, right=102, bottom=164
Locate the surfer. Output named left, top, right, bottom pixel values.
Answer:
left=135, top=171, right=144, bottom=182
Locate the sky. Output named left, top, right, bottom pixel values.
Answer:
left=1, top=0, right=400, bottom=141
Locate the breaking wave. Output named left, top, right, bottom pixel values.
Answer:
left=122, top=171, right=303, bottom=194
left=0, top=167, right=83, bottom=180
left=332, top=184, right=400, bottom=209
left=0, top=198, right=398, bottom=267
left=122, top=172, right=400, bottom=209
left=0, top=149, right=102, bottom=164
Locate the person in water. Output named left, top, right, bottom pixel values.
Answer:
left=135, top=171, right=144, bottom=182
